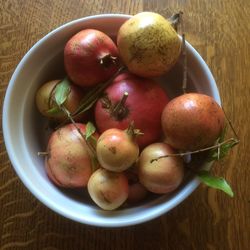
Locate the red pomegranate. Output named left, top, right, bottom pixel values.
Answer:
left=94, top=72, right=169, bottom=148
left=64, top=29, right=119, bottom=87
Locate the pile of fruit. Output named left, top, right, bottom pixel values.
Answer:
left=35, top=12, right=236, bottom=211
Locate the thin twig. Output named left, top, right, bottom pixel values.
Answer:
left=222, top=107, right=239, bottom=140
left=55, top=66, right=126, bottom=129
left=73, top=66, right=126, bottom=117
left=182, top=33, right=187, bottom=94
left=180, top=12, right=187, bottom=94
left=217, top=143, right=221, bottom=160
left=60, top=106, right=96, bottom=157
left=150, top=138, right=239, bottom=163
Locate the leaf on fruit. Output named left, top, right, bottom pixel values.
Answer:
left=72, top=67, right=125, bottom=117
left=197, top=170, right=234, bottom=197
left=85, top=122, right=96, bottom=140
left=90, top=155, right=99, bottom=172
left=46, top=106, right=61, bottom=115
left=54, top=78, right=71, bottom=106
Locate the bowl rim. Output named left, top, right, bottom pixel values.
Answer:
left=2, top=13, right=220, bottom=227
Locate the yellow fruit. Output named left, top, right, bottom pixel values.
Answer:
left=117, top=12, right=181, bottom=78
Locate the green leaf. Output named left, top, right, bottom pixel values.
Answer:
left=46, top=106, right=61, bottom=115
left=90, top=155, right=99, bottom=172
left=85, top=122, right=96, bottom=140
left=207, top=139, right=238, bottom=162
left=54, top=78, right=71, bottom=106
left=197, top=170, right=234, bottom=197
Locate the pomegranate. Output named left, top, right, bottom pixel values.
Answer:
left=96, top=127, right=139, bottom=172
left=87, top=168, right=129, bottom=210
left=35, top=79, right=85, bottom=122
left=117, top=12, right=181, bottom=77
left=94, top=72, right=169, bottom=148
left=64, top=29, right=119, bottom=87
left=161, top=93, right=225, bottom=151
left=138, top=143, right=184, bottom=194
left=45, top=123, right=98, bottom=188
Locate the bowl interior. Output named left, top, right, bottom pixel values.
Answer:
left=3, top=14, right=220, bottom=227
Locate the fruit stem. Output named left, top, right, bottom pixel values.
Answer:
left=168, top=11, right=183, bottom=31
left=112, top=91, right=129, bottom=120
left=126, top=121, right=144, bottom=139
left=99, top=54, right=118, bottom=68
left=150, top=138, right=239, bottom=163
left=100, top=93, right=112, bottom=109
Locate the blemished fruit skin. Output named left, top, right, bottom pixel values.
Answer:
left=161, top=93, right=225, bottom=151
left=87, top=168, right=129, bottom=210
left=64, top=29, right=119, bottom=87
left=96, top=128, right=139, bottom=172
left=95, top=72, right=169, bottom=148
left=117, top=12, right=181, bottom=78
left=45, top=123, right=98, bottom=188
left=138, top=143, right=184, bottom=194
left=35, top=80, right=84, bottom=122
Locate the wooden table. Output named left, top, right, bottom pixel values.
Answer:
left=0, top=1, right=249, bottom=249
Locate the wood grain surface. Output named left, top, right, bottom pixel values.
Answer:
left=0, top=0, right=250, bottom=249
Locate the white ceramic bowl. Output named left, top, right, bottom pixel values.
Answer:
left=3, top=14, right=221, bottom=227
